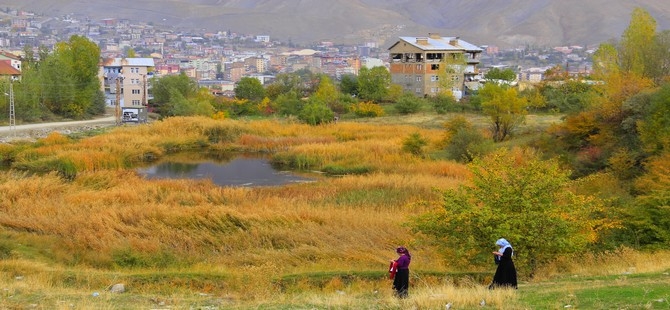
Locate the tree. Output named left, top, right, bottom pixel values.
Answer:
left=339, top=74, right=358, bottom=97
left=485, top=67, right=517, bottom=82
left=437, top=52, right=467, bottom=94
left=412, top=148, right=616, bottom=275
left=312, top=75, right=344, bottom=112
left=619, top=7, right=657, bottom=77
left=55, top=35, right=105, bottom=118
left=638, top=83, right=670, bottom=155
left=150, top=73, right=198, bottom=116
left=298, top=99, right=334, bottom=125
left=628, top=153, right=670, bottom=248
left=234, top=77, right=266, bottom=102
left=266, top=73, right=302, bottom=100
left=479, top=83, right=528, bottom=142
left=358, top=66, right=390, bottom=102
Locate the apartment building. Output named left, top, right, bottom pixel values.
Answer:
left=99, top=57, right=155, bottom=107
left=388, top=33, right=482, bottom=98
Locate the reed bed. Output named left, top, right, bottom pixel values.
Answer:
left=0, top=116, right=666, bottom=308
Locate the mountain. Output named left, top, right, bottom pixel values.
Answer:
left=4, top=0, right=670, bottom=48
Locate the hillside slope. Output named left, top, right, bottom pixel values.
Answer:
left=4, top=0, right=670, bottom=47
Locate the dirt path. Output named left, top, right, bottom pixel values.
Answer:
left=0, top=116, right=117, bottom=142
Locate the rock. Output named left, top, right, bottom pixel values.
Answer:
left=109, top=283, right=125, bottom=293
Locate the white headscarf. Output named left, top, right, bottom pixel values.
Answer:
left=496, top=238, right=513, bottom=256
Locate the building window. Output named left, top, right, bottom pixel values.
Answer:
left=416, top=76, right=422, bottom=82
left=132, top=100, right=141, bottom=105
left=416, top=64, right=423, bottom=70
left=415, top=88, right=421, bottom=94
left=431, top=75, right=439, bottom=81
left=431, top=64, right=440, bottom=70
left=132, top=89, right=140, bottom=94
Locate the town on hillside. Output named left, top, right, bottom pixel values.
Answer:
left=0, top=8, right=596, bottom=107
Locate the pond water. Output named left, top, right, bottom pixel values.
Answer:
left=136, top=155, right=315, bottom=187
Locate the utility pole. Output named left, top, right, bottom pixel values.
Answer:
left=142, top=74, right=147, bottom=106
left=115, top=75, right=123, bottom=125
left=8, top=79, right=15, bottom=137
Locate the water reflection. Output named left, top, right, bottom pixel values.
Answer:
left=136, top=154, right=314, bottom=187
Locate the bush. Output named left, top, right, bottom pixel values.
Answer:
left=445, top=127, right=492, bottom=162
left=322, top=165, right=373, bottom=175
left=402, top=132, right=428, bottom=156
left=298, top=101, right=334, bottom=125
left=350, top=101, right=385, bottom=117
left=395, top=93, right=424, bottom=114
left=431, top=92, right=459, bottom=114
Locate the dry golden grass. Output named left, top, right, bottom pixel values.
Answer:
left=533, top=247, right=670, bottom=281
left=0, top=115, right=667, bottom=308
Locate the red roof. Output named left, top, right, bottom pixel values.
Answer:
left=0, top=61, right=21, bottom=76
left=0, top=51, right=20, bottom=60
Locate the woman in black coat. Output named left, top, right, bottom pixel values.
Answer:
left=489, top=238, right=517, bottom=289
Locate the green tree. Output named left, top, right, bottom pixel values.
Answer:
left=151, top=73, right=198, bottom=116
left=266, top=73, right=302, bottom=100
left=412, top=148, right=615, bottom=275
left=234, top=77, right=266, bottom=102
left=275, top=91, right=304, bottom=117
left=437, top=52, right=467, bottom=94
left=629, top=153, right=670, bottom=248
left=638, top=83, right=670, bottom=155
left=312, top=75, right=344, bottom=112
left=339, top=74, right=358, bottom=97
left=485, top=67, right=517, bottom=82
left=55, top=35, right=105, bottom=118
left=358, top=66, right=390, bottom=102
left=619, top=7, right=657, bottom=77
left=479, top=83, right=528, bottom=142
left=298, top=99, right=334, bottom=125
left=162, top=88, right=214, bottom=117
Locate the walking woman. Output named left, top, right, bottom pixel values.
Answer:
left=391, top=246, right=411, bottom=298
left=489, top=238, right=517, bottom=289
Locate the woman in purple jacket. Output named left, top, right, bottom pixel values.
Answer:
left=391, top=246, right=411, bottom=298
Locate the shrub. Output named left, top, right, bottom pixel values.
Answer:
left=395, top=93, right=424, bottom=114
left=350, top=101, right=385, bottom=117
left=402, top=132, right=428, bottom=156
left=322, top=165, right=373, bottom=175
left=298, top=101, right=334, bottom=125
left=431, top=92, right=459, bottom=114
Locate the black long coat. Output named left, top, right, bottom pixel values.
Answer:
left=490, top=247, right=517, bottom=289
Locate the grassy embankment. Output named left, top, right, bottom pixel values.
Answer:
left=0, top=114, right=668, bottom=309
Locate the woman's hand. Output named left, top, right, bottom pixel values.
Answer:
left=492, top=251, right=502, bottom=256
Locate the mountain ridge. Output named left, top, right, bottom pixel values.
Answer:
left=4, top=0, right=670, bottom=48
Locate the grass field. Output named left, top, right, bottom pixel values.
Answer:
left=0, top=113, right=667, bottom=309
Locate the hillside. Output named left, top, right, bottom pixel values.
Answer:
left=4, top=0, right=670, bottom=48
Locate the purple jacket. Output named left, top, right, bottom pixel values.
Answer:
left=396, top=254, right=411, bottom=269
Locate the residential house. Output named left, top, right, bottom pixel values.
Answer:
left=0, top=51, right=22, bottom=72
left=388, top=33, right=482, bottom=98
left=0, top=61, right=21, bottom=81
left=99, top=57, right=155, bottom=107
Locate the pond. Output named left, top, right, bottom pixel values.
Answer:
left=136, top=154, right=315, bottom=187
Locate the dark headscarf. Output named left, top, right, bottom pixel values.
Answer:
left=396, top=246, right=411, bottom=259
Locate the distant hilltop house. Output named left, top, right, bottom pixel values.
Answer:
left=388, top=33, right=483, bottom=99
left=99, top=57, right=155, bottom=108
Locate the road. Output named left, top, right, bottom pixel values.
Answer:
left=0, top=116, right=117, bottom=141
